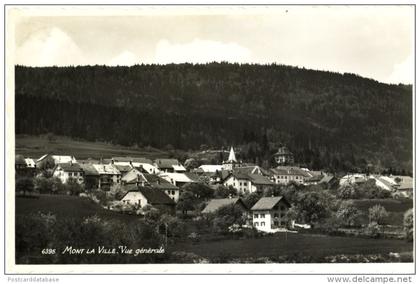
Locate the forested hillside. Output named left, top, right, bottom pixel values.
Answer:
left=15, top=63, right=412, bottom=173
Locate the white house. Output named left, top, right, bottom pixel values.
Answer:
left=120, top=186, right=176, bottom=213
left=52, top=162, right=84, bottom=184
left=339, top=174, right=368, bottom=186
left=223, top=172, right=274, bottom=194
left=270, top=166, right=310, bottom=185
left=251, top=196, right=291, bottom=233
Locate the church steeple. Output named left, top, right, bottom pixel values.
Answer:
left=228, top=146, right=237, bottom=162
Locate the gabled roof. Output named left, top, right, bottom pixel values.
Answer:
left=113, top=164, right=133, bottom=173
left=112, top=157, right=153, bottom=164
left=184, top=172, right=201, bottom=182
left=154, top=159, right=182, bottom=169
left=251, top=196, right=290, bottom=211
left=92, top=164, right=121, bottom=175
left=122, top=168, right=148, bottom=184
left=393, top=175, right=413, bottom=190
left=320, top=175, right=336, bottom=184
left=271, top=166, right=310, bottom=177
left=25, top=158, right=36, bottom=168
left=201, top=198, right=246, bottom=214
left=143, top=174, right=178, bottom=190
left=247, top=174, right=274, bottom=185
left=223, top=172, right=274, bottom=186
left=55, top=163, right=83, bottom=172
left=79, top=163, right=99, bottom=176
left=122, top=186, right=175, bottom=205
left=160, top=172, right=195, bottom=183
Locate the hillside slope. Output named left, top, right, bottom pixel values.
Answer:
left=14, top=64, right=413, bottom=172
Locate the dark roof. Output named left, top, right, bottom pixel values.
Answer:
left=143, top=174, right=178, bottom=190
left=55, top=163, right=83, bottom=172
left=248, top=174, right=274, bottom=185
left=79, top=164, right=99, bottom=176
left=154, top=159, right=181, bottom=169
left=184, top=172, right=201, bottom=182
left=112, top=157, right=153, bottom=164
left=251, top=196, right=290, bottom=211
left=202, top=198, right=247, bottom=214
left=122, top=186, right=175, bottom=205
left=320, top=175, right=336, bottom=183
left=133, top=165, right=149, bottom=173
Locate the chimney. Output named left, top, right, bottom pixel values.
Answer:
left=111, top=158, right=114, bottom=164
left=129, top=160, right=133, bottom=167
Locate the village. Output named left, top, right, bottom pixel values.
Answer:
left=15, top=144, right=413, bottom=237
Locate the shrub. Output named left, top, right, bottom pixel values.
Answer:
left=403, top=209, right=413, bottom=241
left=159, top=214, right=188, bottom=238
left=16, top=176, right=35, bottom=195
left=336, top=201, right=362, bottom=227
left=364, top=222, right=381, bottom=238
left=368, top=205, right=389, bottom=225
left=187, top=232, right=201, bottom=243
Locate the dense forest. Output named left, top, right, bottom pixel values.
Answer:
left=15, top=63, right=412, bottom=173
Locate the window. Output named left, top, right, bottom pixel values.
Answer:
left=280, top=206, right=286, bottom=211
left=273, top=205, right=278, bottom=210
left=274, top=221, right=279, bottom=226
left=260, top=214, right=265, bottom=218
left=254, top=214, right=258, bottom=218
left=254, top=222, right=259, bottom=227
left=280, top=213, right=285, bottom=218
left=274, top=213, right=279, bottom=218
left=261, top=222, right=265, bottom=226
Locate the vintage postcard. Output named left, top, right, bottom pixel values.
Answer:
left=4, top=4, right=415, bottom=275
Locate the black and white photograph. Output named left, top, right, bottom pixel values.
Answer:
left=4, top=3, right=415, bottom=276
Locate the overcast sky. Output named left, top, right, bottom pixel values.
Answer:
left=12, top=5, right=414, bottom=84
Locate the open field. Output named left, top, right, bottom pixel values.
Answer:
left=171, top=233, right=413, bottom=260
left=15, top=194, right=139, bottom=224
left=15, top=134, right=170, bottom=160
left=15, top=194, right=413, bottom=262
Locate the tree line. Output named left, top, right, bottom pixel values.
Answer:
left=15, top=63, right=412, bottom=173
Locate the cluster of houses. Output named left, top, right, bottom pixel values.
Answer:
left=15, top=146, right=413, bottom=232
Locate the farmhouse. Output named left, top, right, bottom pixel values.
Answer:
left=52, top=162, right=84, bottom=184
left=121, top=167, right=148, bottom=185
left=393, top=175, right=413, bottom=198
left=251, top=196, right=291, bottom=233
left=143, top=174, right=180, bottom=202
left=270, top=166, right=310, bottom=185
left=223, top=172, right=274, bottom=194
left=154, top=159, right=186, bottom=173
left=201, top=197, right=248, bottom=214
left=92, top=164, right=121, bottom=190
left=120, top=186, right=176, bottom=213
left=79, top=163, right=100, bottom=189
